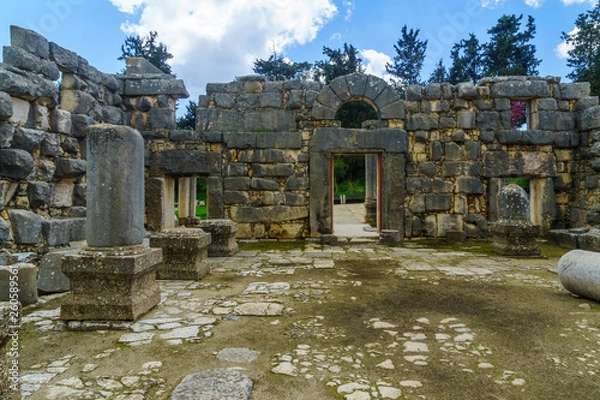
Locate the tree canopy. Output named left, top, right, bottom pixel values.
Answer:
left=386, top=25, right=428, bottom=87
left=176, top=100, right=197, bottom=130
left=562, top=1, right=600, bottom=95
left=253, top=51, right=311, bottom=81
left=314, top=43, right=365, bottom=84
left=483, top=14, right=540, bottom=76
left=119, top=31, right=174, bottom=75
left=449, top=33, right=483, bottom=84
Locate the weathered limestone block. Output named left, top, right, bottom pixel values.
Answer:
left=198, top=219, right=239, bottom=257
left=8, top=209, right=41, bottom=245
left=42, top=219, right=71, bottom=246
left=170, top=369, right=253, bottom=400
left=0, top=219, right=11, bottom=248
left=558, top=250, right=600, bottom=302
left=0, top=149, right=34, bottom=180
left=12, top=127, right=44, bottom=153
left=149, top=150, right=221, bottom=175
left=379, top=229, right=401, bottom=245
left=457, top=82, right=477, bottom=98
left=49, top=42, right=79, bottom=72
left=37, top=249, right=76, bottom=293
left=490, top=80, right=551, bottom=98
left=0, top=91, right=13, bottom=121
left=10, top=25, right=48, bottom=59
left=490, top=184, right=540, bottom=257
left=0, top=122, right=14, bottom=148
left=86, top=125, right=145, bottom=247
left=0, top=263, right=37, bottom=305
left=0, top=67, right=59, bottom=106
left=54, top=157, right=86, bottom=179
left=60, top=90, right=97, bottom=115
left=0, top=302, right=21, bottom=400
left=61, top=245, right=162, bottom=321
left=150, top=228, right=211, bottom=280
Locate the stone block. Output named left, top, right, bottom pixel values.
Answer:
left=491, top=80, right=551, bottom=98
left=457, top=112, right=476, bottom=129
left=0, top=91, right=12, bottom=121
left=0, top=149, right=34, bottom=178
left=149, top=108, right=175, bottom=130
left=49, top=42, right=79, bottom=72
left=0, top=263, right=37, bottom=306
left=60, top=90, right=97, bottom=115
left=457, top=177, right=484, bottom=195
left=490, top=221, right=540, bottom=257
left=407, top=113, right=438, bottom=130
left=379, top=229, right=401, bottom=245
left=150, top=228, right=211, bottom=280
left=70, top=114, right=96, bottom=138
left=69, top=218, right=85, bottom=241
left=477, top=112, right=499, bottom=130
left=251, top=178, right=279, bottom=191
left=252, top=163, right=294, bottom=177
left=124, top=78, right=189, bottom=97
left=560, top=82, right=590, bottom=100
left=558, top=250, right=600, bottom=301
left=12, top=127, right=44, bottom=152
left=3, top=45, right=42, bottom=74
left=224, top=132, right=256, bottom=149
left=425, top=194, right=452, bottom=211
left=259, top=92, right=282, bottom=108
left=101, top=106, right=125, bottom=125
left=0, top=123, right=14, bottom=148
left=40, top=132, right=61, bottom=158
left=170, top=369, right=252, bottom=400
left=577, top=106, right=600, bottom=131
left=37, top=249, right=76, bottom=293
left=224, top=177, right=251, bottom=191
left=256, top=132, right=301, bottom=149
left=444, top=142, right=463, bottom=161
left=10, top=26, right=48, bottom=59
left=197, top=219, right=239, bottom=256
left=8, top=209, right=41, bottom=244
left=60, top=245, right=162, bottom=321
left=0, top=68, right=59, bottom=107
left=27, top=181, right=51, bottom=209
left=442, top=161, right=480, bottom=177
left=42, top=219, right=71, bottom=246
left=457, top=82, right=477, bottom=98
left=54, top=157, right=86, bottom=179
left=0, top=218, right=11, bottom=247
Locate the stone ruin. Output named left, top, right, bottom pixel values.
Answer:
left=490, top=184, right=540, bottom=257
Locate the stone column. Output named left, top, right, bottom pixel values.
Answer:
left=61, top=125, right=161, bottom=324
left=364, top=155, right=378, bottom=227
left=178, top=177, right=192, bottom=225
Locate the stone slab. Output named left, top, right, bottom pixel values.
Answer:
left=170, top=368, right=252, bottom=400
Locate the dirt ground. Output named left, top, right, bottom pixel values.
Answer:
left=14, top=239, right=600, bottom=400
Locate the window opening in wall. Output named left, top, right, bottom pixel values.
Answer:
left=510, top=100, right=529, bottom=131
left=504, top=177, right=530, bottom=195
left=335, top=101, right=378, bottom=128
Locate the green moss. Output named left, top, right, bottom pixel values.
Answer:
left=238, top=240, right=306, bottom=252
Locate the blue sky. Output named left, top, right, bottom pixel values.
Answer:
left=0, top=0, right=597, bottom=107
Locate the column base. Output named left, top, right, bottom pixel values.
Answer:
left=150, top=228, right=212, bottom=280
left=60, top=244, right=162, bottom=322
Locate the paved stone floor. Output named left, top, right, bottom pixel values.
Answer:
left=11, top=240, right=600, bottom=399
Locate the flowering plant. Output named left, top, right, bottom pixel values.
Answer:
left=510, top=101, right=528, bottom=130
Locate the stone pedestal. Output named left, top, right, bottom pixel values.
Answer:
left=1, top=303, right=20, bottom=400
left=61, top=245, right=161, bottom=321
left=198, top=219, right=239, bottom=257
left=490, top=222, right=541, bottom=257
left=150, top=228, right=211, bottom=280
left=379, top=229, right=401, bottom=245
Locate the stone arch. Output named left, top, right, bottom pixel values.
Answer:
left=311, top=73, right=405, bottom=122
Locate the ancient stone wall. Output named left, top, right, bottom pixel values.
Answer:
left=0, top=26, right=186, bottom=254
left=2, top=25, right=600, bottom=249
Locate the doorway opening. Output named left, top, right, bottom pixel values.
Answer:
left=174, top=177, right=208, bottom=226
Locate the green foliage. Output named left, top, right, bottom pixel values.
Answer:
left=449, top=33, right=482, bottom=83
left=253, top=51, right=311, bottom=81
left=334, top=155, right=365, bottom=195
left=176, top=100, right=197, bottom=130
left=505, top=177, right=530, bottom=193
left=562, top=1, right=600, bottom=96
left=119, top=31, right=174, bottom=75
left=386, top=25, right=428, bottom=87
left=314, top=43, right=365, bottom=84
left=428, top=59, right=449, bottom=83
left=335, top=101, right=378, bottom=128
left=483, top=14, right=541, bottom=77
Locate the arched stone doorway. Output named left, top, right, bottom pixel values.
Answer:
left=309, top=73, right=407, bottom=238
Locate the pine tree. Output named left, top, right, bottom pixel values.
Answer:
left=385, top=25, right=428, bottom=87
left=449, top=33, right=482, bottom=83
left=176, top=101, right=197, bottom=130
left=119, top=31, right=174, bottom=75
left=482, top=14, right=541, bottom=77
left=562, top=1, right=600, bottom=95
left=314, top=43, right=365, bottom=84
left=253, top=51, right=311, bottom=81
left=428, top=59, right=449, bottom=83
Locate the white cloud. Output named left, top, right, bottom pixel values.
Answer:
left=113, top=0, right=338, bottom=97
left=360, top=49, right=392, bottom=79
left=480, top=0, right=504, bottom=8
left=343, top=0, right=355, bottom=21
left=561, top=0, right=596, bottom=5
left=555, top=27, right=579, bottom=59
left=109, top=0, right=144, bottom=13
left=524, top=0, right=543, bottom=7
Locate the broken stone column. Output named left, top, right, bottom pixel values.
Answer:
left=150, top=228, right=211, bottom=280
left=0, top=303, right=20, bottom=400
left=198, top=219, right=239, bottom=256
left=558, top=250, right=600, bottom=302
left=490, top=184, right=540, bottom=257
left=61, top=125, right=161, bottom=323
left=364, top=155, right=378, bottom=227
